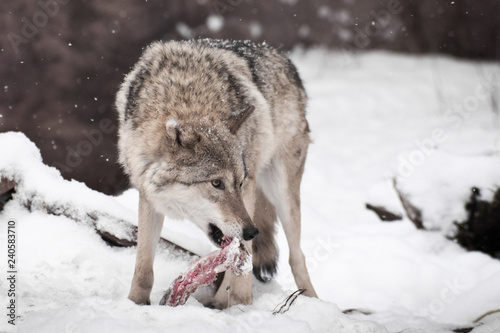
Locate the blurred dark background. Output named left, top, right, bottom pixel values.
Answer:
left=0, top=0, right=499, bottom=195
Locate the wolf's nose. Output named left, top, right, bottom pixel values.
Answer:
left=243, top=226, right=259, bottom=241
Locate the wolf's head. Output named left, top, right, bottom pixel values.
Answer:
left=134, top=105, right=259, bottom=246
left=116, top=41, right=267, bottom=246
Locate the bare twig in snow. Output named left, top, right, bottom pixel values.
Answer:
left=272, top=289, right=306, bottom=315
left=473, top=308, right=500, bottom=323
left=365, top=203, right=403, bottom=221
left=393, top=178, right=425, bottom=229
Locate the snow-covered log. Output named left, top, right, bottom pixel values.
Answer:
left=0, top=176, right=16, bottom=195
left=0, top=132, right=195, bottom=256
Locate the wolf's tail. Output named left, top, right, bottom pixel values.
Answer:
left=252, top=188, right=279, bottom=282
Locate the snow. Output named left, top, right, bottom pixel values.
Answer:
left=206, top=15, right=224, bottom=33
left=1, top=49, right=500, bottom=332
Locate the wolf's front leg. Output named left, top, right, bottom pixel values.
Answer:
left=129, top=193, right=164, bottom=305
left=212, top=241, right=253, bottom=309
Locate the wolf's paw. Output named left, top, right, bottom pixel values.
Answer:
left=212, top=285, right=253, bottom=309
left=128, top=289, right=151, bottom=305
left=211, top=285, right=230, bottom=309
left=205, top=298, right=228, bottom=310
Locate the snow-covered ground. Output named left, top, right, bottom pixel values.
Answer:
left=1, top=49, right=500, bottom=332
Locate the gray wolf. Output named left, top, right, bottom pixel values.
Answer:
left=115, top=39, right=317, bottom=308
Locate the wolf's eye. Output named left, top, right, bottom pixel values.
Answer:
left=211, top=179, right=224, bottom=189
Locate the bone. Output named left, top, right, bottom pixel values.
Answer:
left=160, top=237, right=252, bottom=306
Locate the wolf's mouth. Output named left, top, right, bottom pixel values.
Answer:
left=208, top=223, right=224, bottom=247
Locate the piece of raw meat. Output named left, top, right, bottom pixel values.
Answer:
left=159, top=237, right=252, bottom=306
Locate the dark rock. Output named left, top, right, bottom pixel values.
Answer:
left=453, top=187, right=500, bottom=259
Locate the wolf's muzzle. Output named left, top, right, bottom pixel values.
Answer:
left=243, top=226, right=259, bottom=241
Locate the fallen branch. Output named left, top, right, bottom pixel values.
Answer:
left=393, top=178, right=425, bottom=229
left=365, top=203, right=402, bottom=221
left=0, top=176, right=195, bottom=257
left=0, top=133, right=195, bottom=257
left=24, top=196, right=196, bottom=256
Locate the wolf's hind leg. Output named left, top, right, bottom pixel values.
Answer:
left=129, top=193, right=164, bottom=305
left=259, top=134, right=318, bottom=298
left=252, top=188, right=279, bottom=282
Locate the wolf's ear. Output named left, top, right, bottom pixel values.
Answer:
left=166, top=118, right=182, bottom=146
left=229, top=105, right=255, bottom=135
left=165, top=118, right=200, bottom=149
